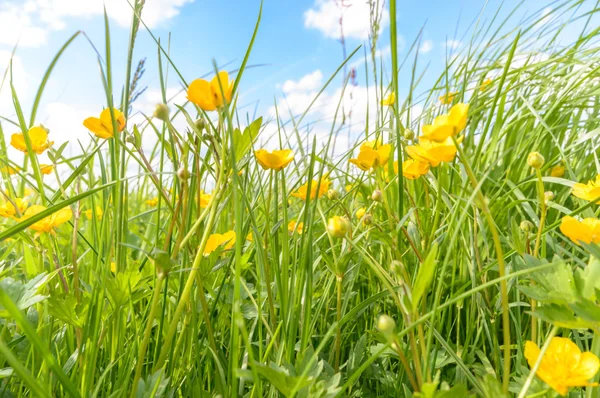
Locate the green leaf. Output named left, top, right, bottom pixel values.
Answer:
left=136, top=369, right=171, bottom=398
left=412, top=243, right=438, bottom=312
left=254, top=363, right=312, bottom=397
left=47, top=294, right=89, bottom=329
left=234, top=116, right=262, bottom=161
left=0, top=274, right=49, bottom=317
left=574, top=257, right=600, bottom=301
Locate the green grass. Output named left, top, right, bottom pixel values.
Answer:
left=1, top=0, right=600, bottom=396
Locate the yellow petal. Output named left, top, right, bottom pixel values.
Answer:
left=187, top=79, right=217, bottom=111
left=84, top=117, right=112, bottom=139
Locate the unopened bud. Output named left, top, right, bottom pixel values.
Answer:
left=549, top=164, right=565, bottom=178
left=371, top=189, right=383, bottom=202
left=377, top=314, right=396, bottom=334
left=125, top=135, right=135, bottom=144
left=362, top=214, right=373, bottom=225
left=520, top=220, right=534, bottom=233
left=195, top=118, right=206, bottom=132
left=153, top=103, right=170, bottom=122
left=327, top=189, right=339, bottom=200
left=544, top=191, right=555, bottom=203
left=527, top=152, right=545, bottom=169
left=177, top=167, right=191, bottom=180
left=327, top=216, right=350, bottom=238
left=403, top=129, right=415, bottom=141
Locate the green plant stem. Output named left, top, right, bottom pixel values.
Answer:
left=531, top=168, right=547, bottom=343
left=130, top=273, right=164, bottom=398
left=454, top=137, right=511, bottom=392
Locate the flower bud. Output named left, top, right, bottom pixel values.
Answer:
left=362, top=214, right=373, bottom=225
left=195, top=118, right=206, bottom=132
left=520, top=220, right=534, bottom=233
left=527, top=152, right=545, bottom=169
left=327, top=189, right=339, bottom=200
left=544, top=191, right=555, bottom=203
left=377, top=314, right=396, bottom=335
left=403, top=129, right=415, bottom=141
left=125, top=135, right=135, bottom=144
left=327, top=216, right=350, bottom=238
left=549, top=164, right=565, bottom=178
left=153, top=103, right=170, bottom=122
left=371, top=189, right=383, bottom=202
left=177, top=167, right=191, bottom=180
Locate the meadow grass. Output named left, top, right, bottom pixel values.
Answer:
left=1, top=0, right=600, bottom=397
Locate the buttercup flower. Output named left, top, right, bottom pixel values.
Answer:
left=381, top=92, right=395, bottom=106
left=254, top=149, right=294, bottom=171
left=110, top=262, right=117, bottom=273
left=0, top=198, right=28, bottom=219
left=22, top=205, right=72, bottom=234
left=203, top=230, right=236, bottom=256
left=10, top=126, right=53, bottom=154
left=439, top=91, right=458, bottom=104
left=406, top=136, right=461, bottom=167
left=572, top=175, right=600, bottom=203
left=421, top=103, right=469, bottom=142
left=550, top=164, right=565, bottom=178
left=560, top=216, right=600, bottom=245
left=356, top=207, right=366, bottom=219
left=199, top=192, right=212, bottom=208
left=398, top=159, right=429, bottom=180
left=83, top=108, right=126, bottom=139
left=349, top=141, right=392, bottom=171
left=146, top=198, right=159, bottom=207
left=246, top=232, right=253, bottom=242
left=40, top=164, right=53, bottom=175
left=291, top=177, right=330, bottom=201
left=288, top=220, right=304, bottom=235
left=524, top=337, right=600, bottom=396
left=0, top=165, right=19, bottom=175
left=187, top=71, right=234, bottom=111
left=83, top=206, right=103, bottom=220
left=480, top=78, right=492, bottom=91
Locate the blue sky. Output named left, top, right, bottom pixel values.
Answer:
left=0, top=0, right=585, bottom=159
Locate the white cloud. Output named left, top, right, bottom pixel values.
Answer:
left=420, top=40, right=433, bottom=54
left=282, top=70, right=323, bottom=94
left=0, top=0, right=194, bottom=48
left=304, top=0, right=389, bottom=40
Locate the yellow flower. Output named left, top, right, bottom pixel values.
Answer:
left=187, top=71, right=234, bottom=111
left=246, top=232, right=253, bottom=242
left=439, top=91, right=458, bottom=104
left=381, top=92, right=395, bottom=106
left=559, top=216, right=600, bottom=245
left=83, top=108, right=126, bottom=139
left=146, top=198, right=159, bottom=207
left=356, top=207, right=366, bottom=219
left=0, top=198, right=28, bottom=219
left=199, top=192, right=212, bottom=208
left=10, top=126, right=53, bottom=154
left=550, top=164, right=565, bottom=178
left=421, top=103, right=469, bottom=142
left=288, top=220, right=304, bottom=235
left=40, top=164, right=54, bottom=175
left=0, top=165, right=19, bottom=175
left=254, top=149, right=294, bottom=171
left=291, top=177, right=330, bottom=201
left=349, top=141, right=392, bottom=171
left=327, top=216, right=350, bottom=238
left=406, top=136, right=460, bottom=167
left=203, top=230, right=236, bottom=256
left=399, top=159, right=430, bottom=180
left=345, top=184, right=354, bottom=192
left=22, top=205, right=72, bottom=233
left=479, top=78, right=492, bottom=91
left=110, top=262, right=117, bottom=273
left=572, top=175, right=600, bottom=203
left=524, top=337, right=600, bottom=396
left=83, top=206, right=103, bottom=220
